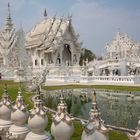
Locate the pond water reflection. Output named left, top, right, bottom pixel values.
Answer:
left=44, top=88, right=140, bottom=129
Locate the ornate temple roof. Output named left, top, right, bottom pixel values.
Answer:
left=26, top=14, right=81, bottom=51
left=104, top=32, right=140, bottom=59
left=0, top=3, right=17, bottom=58
left=105, top=32, right=140, bottom=52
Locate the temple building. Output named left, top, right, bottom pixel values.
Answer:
left=0, top=3, right=18, bottom=67
left=88, top=32, right=140, bottom=76
left=0, top=4, right=82, bottom=81
left=0, top=4, right=31, bottom=81
left=1, top=4, right=140, bottom=84
left=26, top=10, right=82, bottom=76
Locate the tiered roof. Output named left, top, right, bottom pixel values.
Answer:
left=26, top=14, right=81, bottom=52
left=105, top=32, right=140, bottom=59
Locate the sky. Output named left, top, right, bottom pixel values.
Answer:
left=0, top=0, right=140, bottom=56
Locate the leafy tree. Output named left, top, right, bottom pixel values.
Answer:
left=97, top=56, right=103, bottom=60
left=79, top=48, right=96, bottom=66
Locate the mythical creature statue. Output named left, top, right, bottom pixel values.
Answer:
left=30, top=68, right=49, bottom=92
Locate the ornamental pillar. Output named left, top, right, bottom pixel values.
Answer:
left=25, top=88, right=51, bottom=140
left=6, top=88, right=30, bottom=140
left=0, top=85, right=13, bottom=140
left=51, top=94, right=74, bottom=140
left=81, top=91, right=108, bottom=140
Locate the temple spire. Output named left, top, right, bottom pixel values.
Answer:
left=44, top=8, right=47, bottom=19
left=5, top=3, right=13, bottom=32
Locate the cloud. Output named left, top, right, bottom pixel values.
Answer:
left=70, top=0, right=140, bottom=56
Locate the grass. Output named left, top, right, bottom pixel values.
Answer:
left=109, top=130, right=129, bottom=140
left=43, top=84, right=140, bottom=92
left=0, top=80, right=34, bottom=108
left=0, top=80, right=130, bottom=140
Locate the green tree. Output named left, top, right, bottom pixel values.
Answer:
left=79, top=48, right=96, bottom=66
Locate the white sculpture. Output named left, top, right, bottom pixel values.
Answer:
left=51, top=94, right=74, bottom=140
left=7, top=88, right=30, bottom=140
left=25, top=88, right=51, bottom=140
left=14, top=26, right=32, bottom=82
left=0, top=85, right=13, bottom=140
left=81, top=91, right=108, bottom=140
left=31, top=68, right=49, bottom=92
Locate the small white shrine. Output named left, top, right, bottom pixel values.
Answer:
left=88, top=32, right=140, bottom=76
left=86, top=32, right=140, bottom=84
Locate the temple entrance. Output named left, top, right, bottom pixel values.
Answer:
left=62, top=44, right=71, bottom=65
left=56, top=58, right=61, bottom=65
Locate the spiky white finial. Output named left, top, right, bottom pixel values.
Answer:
left=5, top=3, right=13, bottom=31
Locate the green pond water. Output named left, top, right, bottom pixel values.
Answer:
left=44, top=88, right=140, bottom=129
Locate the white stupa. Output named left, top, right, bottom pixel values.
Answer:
left=25, top=87, right=51, bottom=140
left=81, top=91, right=108, bottom=140
left=0, top=85, right=13, bottom=140
left=51, top=94, right=74, bottom=140
left=7, top=88, right=30, bottom=140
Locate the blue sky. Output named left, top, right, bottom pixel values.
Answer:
left=0, top=0, right=140, bottom=56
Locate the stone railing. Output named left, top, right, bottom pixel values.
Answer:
left=45, top=75, right=140, bottom=84
left=82, top=75, right=140, bottom=84
left=0, top=87, right=140, bottom=140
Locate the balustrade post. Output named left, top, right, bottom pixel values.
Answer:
left=51, top=94, right=74, bottom=140
left=6, top=88, right=30, bottom=140
left=0, top=85, right=13, bottom=140
left=25, top=87, right=51, bottom=140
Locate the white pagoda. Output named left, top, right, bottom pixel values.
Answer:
left=0, top=3, right=18, bottom=67
left=89, top=32, right=140, bottom=76
left=0, top=4, right=30, bottom=81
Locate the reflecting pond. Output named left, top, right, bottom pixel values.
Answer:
left=44, top=88, right=140, bottom=129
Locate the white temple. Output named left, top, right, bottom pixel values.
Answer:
left=0, top=4, right=18, bottom=67
left=26, top=9, right=82, bottom=77
left=0, top=4, right=83, bottom=83
left=89, top=32, right=140, bottom=76
left=0, top=4, right=31, bottom=81
left=0, top=4, right=140, bottom=85
left=86, top=32, right=140, bottom=84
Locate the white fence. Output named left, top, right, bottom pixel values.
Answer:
left=46, top=75, right=140, bottom=84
